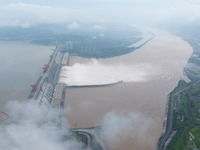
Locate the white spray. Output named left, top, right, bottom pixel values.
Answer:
left=59, top=59, right=161, bottom=86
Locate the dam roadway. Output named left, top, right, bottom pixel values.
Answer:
left=70, top=127, right=109, bottom=150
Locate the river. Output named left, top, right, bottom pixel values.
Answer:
left=62, top=30, right=193, bottom=150
left=0, top=41, right=52, bottom=112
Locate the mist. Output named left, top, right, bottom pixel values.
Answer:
left=0, top=100, right=89, bottom=150
left=0, top=0, right=199, bottom=150
left=0, top=0, right=200, bottom=29
left=59, top=59, right=162, bottom=86
left=100, top=111, right=156, bottom=150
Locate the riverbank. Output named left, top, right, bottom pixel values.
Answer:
left=159, top=33, right=200, bottom=150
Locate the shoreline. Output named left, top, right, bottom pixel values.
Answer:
left=156, top=43, right=194, bottom=149
left=68, top=31, right=155, bottom=59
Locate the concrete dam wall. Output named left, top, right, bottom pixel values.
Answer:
left=28, top=47, right=65, bottom=111
left=29, top=45, right=123, bottom=112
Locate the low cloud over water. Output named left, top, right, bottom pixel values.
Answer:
left=100, top=111, right=156, bottom=150
left=0, top=101, right=89, bottom=150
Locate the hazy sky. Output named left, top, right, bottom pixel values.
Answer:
left=0, top=0, right=200, bottom=28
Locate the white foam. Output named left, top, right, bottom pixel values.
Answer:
left=59, top=59, right=160, bottom=86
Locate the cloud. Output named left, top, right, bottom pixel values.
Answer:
left=0, top=100, right=87, bottom=150
left=0, top=3, right=69, bottom=27
left=99, top=33, right=105, bottom=37
left=68, top=22, right=81, bottom=30
left=0, top=3, right=101, bottom=28
left=166, top=2, right=200, bottom=22
left=93, top=25, right=104, bottom=30
left=1, top=1, right=200, bottom=28
left=92, top=36, right=97, bottom=39
left=100, top=111, right=156, bottom=149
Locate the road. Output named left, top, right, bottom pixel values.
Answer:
left=156, top=80, right=200, bottom=150
left=70, top=127, right=109, bottom=150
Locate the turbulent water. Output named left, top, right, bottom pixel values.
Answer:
left=59, top=59, right=157, bottom=86
left=61, top=30, right=193, bottom=150
left=0, top=41, right=52, bottom=111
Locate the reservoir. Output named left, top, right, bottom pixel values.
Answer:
left=0, top=41, right=52, bottom=111
left=62, top=30, right=193, bottom=150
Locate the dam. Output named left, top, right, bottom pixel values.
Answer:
left=28, top=45, right=65, bottom=110
left=28, top=44, right=124, bottom=113
left=24, top=32, right=156, bottom=150
left=29, top=31, right=155, bottom=113
left=27, top=42, right=117, bottom=150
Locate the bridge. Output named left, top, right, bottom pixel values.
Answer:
left=70, top=126, right=109, bottom=150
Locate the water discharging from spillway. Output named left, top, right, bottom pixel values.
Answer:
left=60, top=30, right=193, bottom=150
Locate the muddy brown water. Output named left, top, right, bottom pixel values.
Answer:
left=0, top=41, right=52, bottom=112
left=62, top=30, right=193, bottom=150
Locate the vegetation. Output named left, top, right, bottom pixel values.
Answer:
left=63, top=131, right=103, bottom=150
left=59, top=30, right=142, bottom=58
left=167, top=81, right=200, bottom=150
left=67, top=36, right=141, bottom=58
left=64, top=134, right=82, bottom=142
left=167, top=32, right=200, bottom=150
left=63, top=132, right=88, bottom=148
left=0, top=25, right=142, bottom=58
